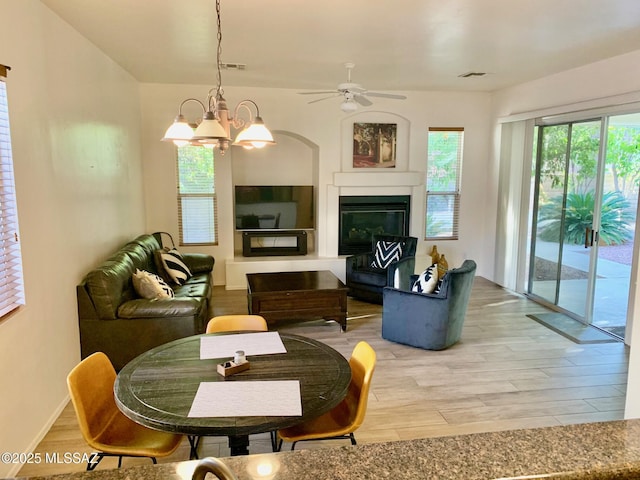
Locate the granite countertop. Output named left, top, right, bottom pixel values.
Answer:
left=13, top=420, right=640, bottom=480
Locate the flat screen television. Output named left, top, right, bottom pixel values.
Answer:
left=234, top=185, right=315, bottom=230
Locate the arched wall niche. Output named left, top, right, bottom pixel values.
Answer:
left=231, top=130, right=320, bottom=255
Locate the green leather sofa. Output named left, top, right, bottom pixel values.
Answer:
left=77, top=233, right=214, bottom=370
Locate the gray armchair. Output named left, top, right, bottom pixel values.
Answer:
left=345, top=234, right=418, bottom=304
left=381, top=259, right=476, bottom=350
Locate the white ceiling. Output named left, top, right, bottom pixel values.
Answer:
left=41, top=0, right=640, bottom=93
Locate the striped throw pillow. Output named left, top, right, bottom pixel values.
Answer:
left=160, top=248, right=193, bottom=285
left=371, top=241, right=403, bottom=269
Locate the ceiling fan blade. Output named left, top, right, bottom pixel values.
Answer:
left=298, top=91, right=338, bottom=95
left=308, top=94, right=341, bottom=104
left=364, top=92, right=407, bottom=100
left=354, top=94, right=373, bottom=107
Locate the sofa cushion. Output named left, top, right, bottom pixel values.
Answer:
left=160, top=248, right=193, bottom=285
left=117, top=297, right=202, bottom=319
left=84, top=253, right=136, bottom=320
left=412, top=264, right=438, bottom=293
left=371, top=241, right=403, bottom=269
left=172, top=282, right=210, bottom=299
left=121, top=242, right=155, bottom=273
left=132, top=269, right=174, bottom=299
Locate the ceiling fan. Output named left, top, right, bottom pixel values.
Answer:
left=299, top=63, right=407, bottom=112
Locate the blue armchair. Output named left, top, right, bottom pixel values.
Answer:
left=381, top=259, right=477, bottom=350
left=345, top=234, right=418, bottom=304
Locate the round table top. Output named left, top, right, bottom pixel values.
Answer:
left=114, top=332, right=351, bottom=436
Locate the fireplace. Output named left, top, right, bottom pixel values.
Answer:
left=338, top=195, right=410, bottom=255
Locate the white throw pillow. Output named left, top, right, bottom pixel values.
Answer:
left=132, top=269, right=174, bottom=299
left=411, top=264, right=438, bottom=293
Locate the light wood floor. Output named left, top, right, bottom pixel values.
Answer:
left=18, top=277, right=629, bottom=477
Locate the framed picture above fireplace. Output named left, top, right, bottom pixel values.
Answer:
left=353, top=122, right=397, bottom=168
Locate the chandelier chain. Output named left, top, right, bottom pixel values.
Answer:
left=215, top=0, right=223, bottom=97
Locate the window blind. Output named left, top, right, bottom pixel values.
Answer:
left=176, top=145, right=217, bottom=245
left=0, top=68, right=25, bottom=318
left=425, top=127, right=464, bottom=240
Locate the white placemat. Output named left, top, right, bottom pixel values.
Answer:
left=188, top=380, right=302, bottom=417
left=200, top=331, right=287, bottom=359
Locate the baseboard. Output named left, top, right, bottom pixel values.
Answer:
left=6, top=394, right=70, bottom=477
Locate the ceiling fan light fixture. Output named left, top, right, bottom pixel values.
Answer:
left=340, top=99, right=358, bottom=113
left=301, top=63, right=406, bottom=112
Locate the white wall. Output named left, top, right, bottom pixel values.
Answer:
left=0, top=1, right=145, bottom=476
left=489, top=48, right=640, bottom=420
left=140, top=84, right=493, bottom=282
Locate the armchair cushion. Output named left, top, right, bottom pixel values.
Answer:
left=348, top=267, right=389, bottom=288
left=371, top=241, right=403, bottom=269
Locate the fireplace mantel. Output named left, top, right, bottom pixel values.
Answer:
left=333, top=171, right=423, bottom=187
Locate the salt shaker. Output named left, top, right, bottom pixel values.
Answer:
left=234, top=350, right=246, bottom=364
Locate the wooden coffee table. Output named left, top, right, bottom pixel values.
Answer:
left=247, top=270, right=348, bottom=331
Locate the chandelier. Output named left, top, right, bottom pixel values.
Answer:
left=161, top=0, right=275, bottom=154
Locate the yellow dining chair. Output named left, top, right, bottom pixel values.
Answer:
left=276, top=340, right=377, bottom=451
left=205, top=314, right=268, bottom=333
left=67, top=352, right=183, bottom=470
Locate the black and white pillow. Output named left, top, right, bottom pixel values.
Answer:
left=412, top=264, right=438, bottom=293
left=371, top=241, right=403, bottom=269
left=160, top=248, right=192, bottom=285
left=132, top=269, right=175, bottom=299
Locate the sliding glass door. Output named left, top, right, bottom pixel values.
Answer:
left=528, top=114, right=639, bottom=337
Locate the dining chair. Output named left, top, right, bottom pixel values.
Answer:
left=275, top=341, right=377, bottom=451
left=205, top=314, right=268, bottom=333
left=67, top=352, right=183, bottom=470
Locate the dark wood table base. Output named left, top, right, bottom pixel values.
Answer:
left=188, top=434, right=249, bottom=458
left=247, top=271, right=348, bottom=331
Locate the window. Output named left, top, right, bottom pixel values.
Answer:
left=425, top=127, right=464, bottom=240
left=0, top=65, right=25, bottom=317
left=176, top=145, right=217, bottom=245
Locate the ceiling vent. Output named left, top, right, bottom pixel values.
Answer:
left=220, top=63, right=246, bottom=70
left=458, top=71, right=487, bottom=78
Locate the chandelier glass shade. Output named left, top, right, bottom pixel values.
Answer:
left=161, top=0, right=274, bottom=154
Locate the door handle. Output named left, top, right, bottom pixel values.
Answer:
left=584, top=227, right=598, bottom=248
left=585, top=227, right=591, bottom=248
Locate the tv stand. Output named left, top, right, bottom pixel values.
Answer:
left=242, top=230, right=308, bottom=256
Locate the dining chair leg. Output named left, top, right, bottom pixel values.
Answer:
left=270, top=431, right=278, bottom=452
left=188, top=435, right=201, bottom=459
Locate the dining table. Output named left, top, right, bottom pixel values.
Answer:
left=114, top=331, right=351, bottom=457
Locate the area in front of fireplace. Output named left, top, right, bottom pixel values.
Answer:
left=338, top=195, right=410, bottom=255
